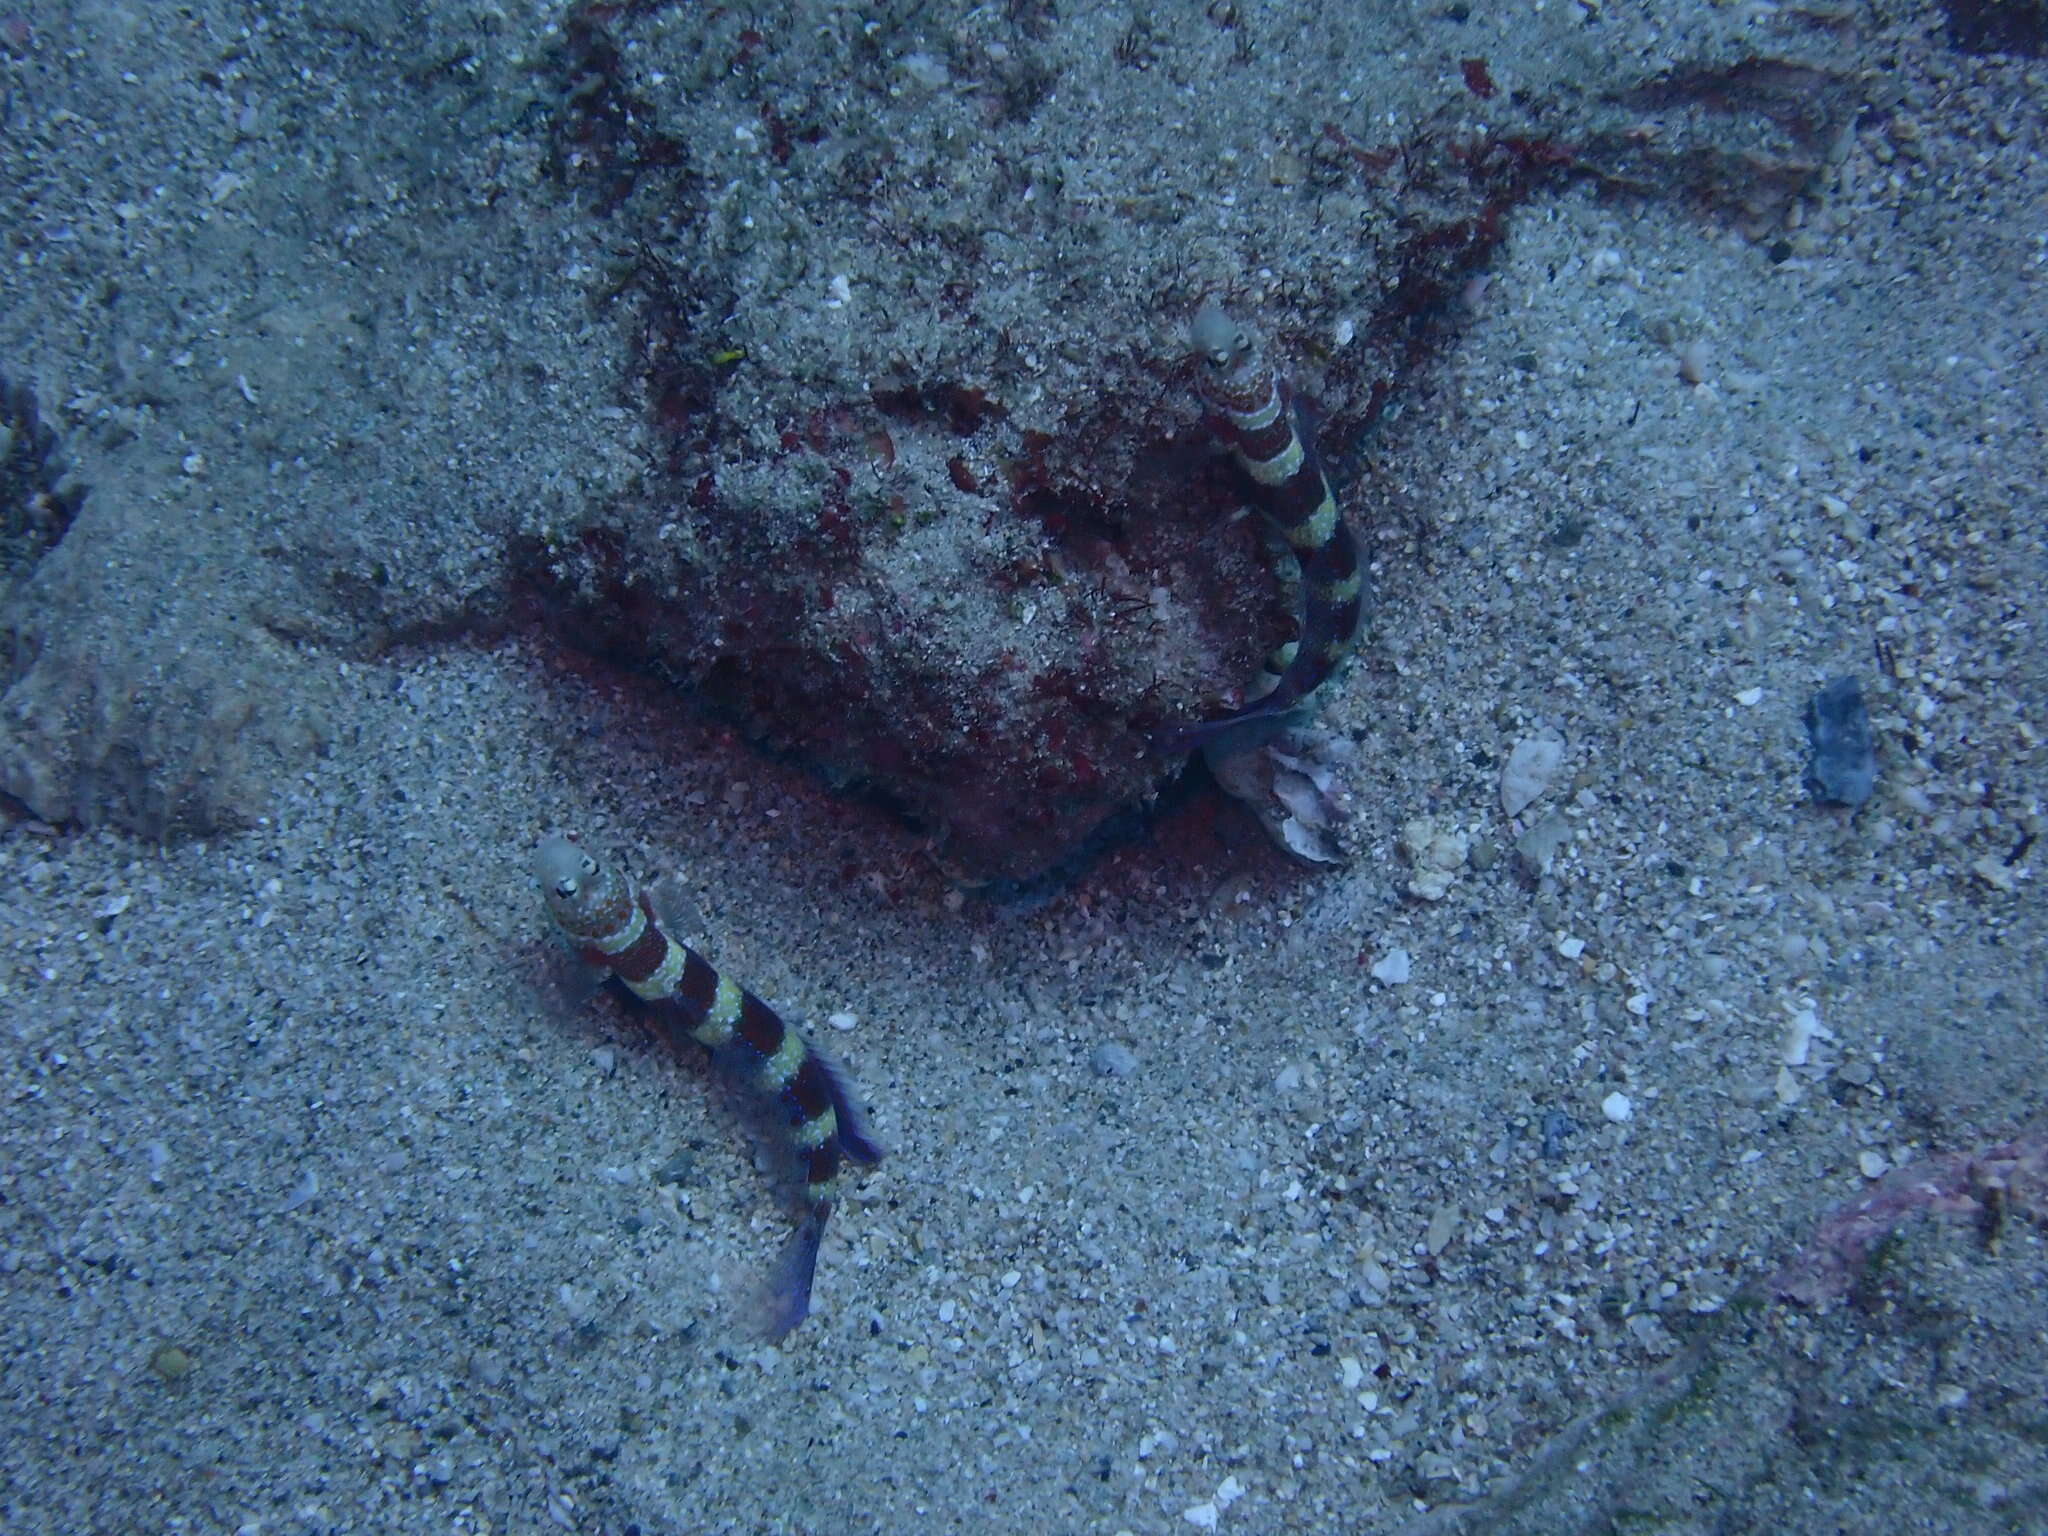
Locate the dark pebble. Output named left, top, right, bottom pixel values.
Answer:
left=1803, top=675, right=1877, bottom=808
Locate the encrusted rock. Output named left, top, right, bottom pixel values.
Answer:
left=0, top=1, right=1872, bottom=878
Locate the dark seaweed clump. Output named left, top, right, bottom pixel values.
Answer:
left=0, top=375, right=85, bottom=609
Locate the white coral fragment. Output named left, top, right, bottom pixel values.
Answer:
left=1400, top=815, right=1469, bottom=900
left=1501, top=727, right=1567, bottom=817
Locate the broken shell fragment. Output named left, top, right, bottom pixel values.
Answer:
left=1502, top=727, right=1567, bottom=817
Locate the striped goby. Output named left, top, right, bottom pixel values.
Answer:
left=1157, top=300, right=1366, bottom=754
left=533, top=836, right=882, bottom=1340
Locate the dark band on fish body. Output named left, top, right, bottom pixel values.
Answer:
left=596, top=906, right=669, bottom=988
left=675, top=946, right=720, bottom=1018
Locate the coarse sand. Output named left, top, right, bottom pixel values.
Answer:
left=3, top=2, right=2043, bottom=1533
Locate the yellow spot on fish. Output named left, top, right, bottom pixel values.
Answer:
left=1285, top=496, right=1338, bottom=550
left=793, top=1106, right=839, bottom=1150
left=694, top=976, right=741, bottom=1046
left=1246, top=436, right=1305, bottom=487
left=761, top=1031, right=807, bottom=1089
left=711, top=976, right=742, bottom=1023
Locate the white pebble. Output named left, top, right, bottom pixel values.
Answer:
left=827, top=1011, right=858, bottom=1032
left=1601, top=1091, right=1634, bottom=1123
left=897, top=51, right=950, bottom=88
left=1091, top=1042, right=1138, bottom=1079
left=1369, top=947, right=1411, bottom=984
left=1858, top=1150, right=1889, bottom=1179
left=1781, top=1004, right=1833, bottom=1066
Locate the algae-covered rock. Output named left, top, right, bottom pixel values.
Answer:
left=0, top=0, right=1869, bottom=879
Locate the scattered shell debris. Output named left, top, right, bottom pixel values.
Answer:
left=1205, top=728, right=1354, bottom=865
left=1781, top=1000, right=1835, bottom=1067
left=1399, top=816, right=1470, bottom=901
left=1181, top=1474, right=1245, bottom=1529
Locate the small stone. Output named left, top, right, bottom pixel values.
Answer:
left=827, top=1011, right=858, bottom=1032
left=149, top=1344, right=194, bottom=1381
left=1091, top=1042, right=1138, bottom=1079
left=1970, top=855, right=2017, bottom=892
left=1369, top=948, right=1411, bottom=985
left=1601, top=1091, right=1633, bottom=1123
left=1424, top=1205, right=1460, bottom=1255
left=1513, top=811, right=1572, bottom=878
left=1803, top=675, right=1877, bottom=808
left=897, top=51, right=950, bottom=89
left=1858, top=1150, right=1889, bottom=1179
left=1625, top=1312, right=1677, bottom=1356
